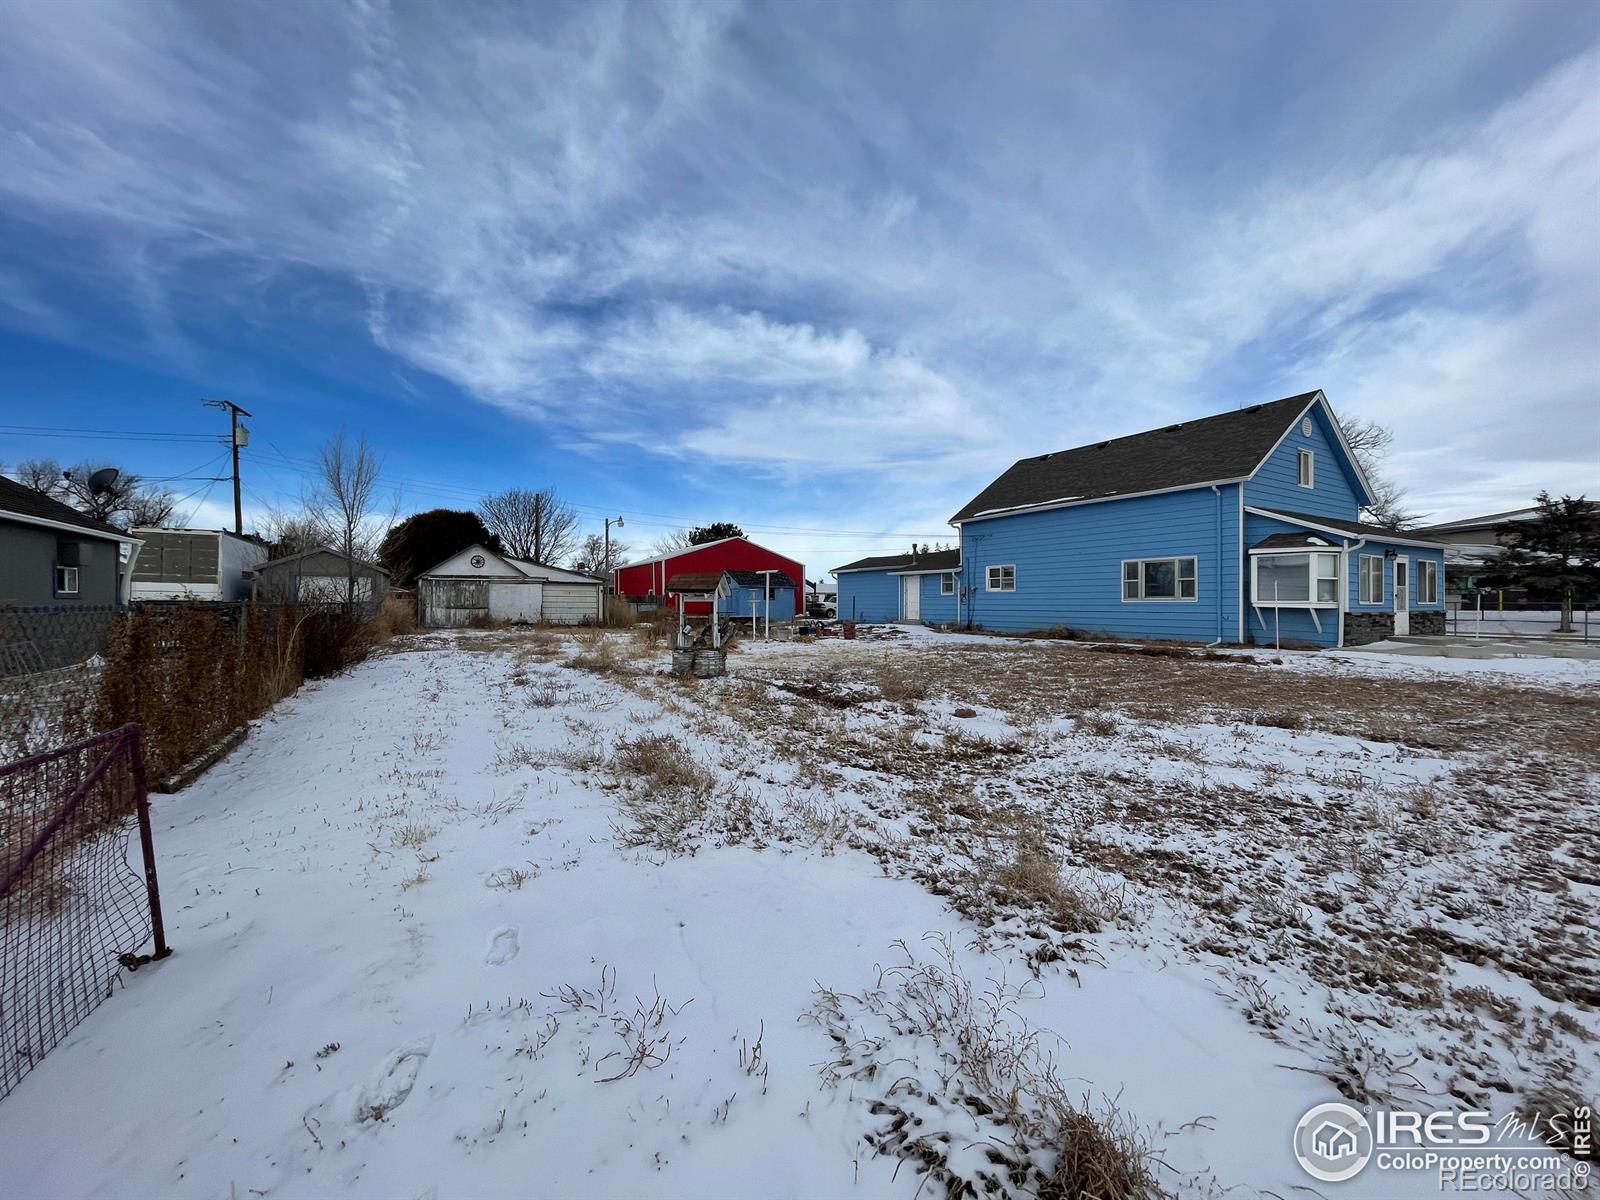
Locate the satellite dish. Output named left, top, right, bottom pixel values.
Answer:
left=88, top=468, right=121, bottom=495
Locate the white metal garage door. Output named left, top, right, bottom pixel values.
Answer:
left=542, top=583, right=601, bottom=625
left=488, top=581, right=543, bottom=623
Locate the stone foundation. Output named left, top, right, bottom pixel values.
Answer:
left=1409, top=610, right=1446, bottom=636
left=1344, top=611, right=1394, bottom=646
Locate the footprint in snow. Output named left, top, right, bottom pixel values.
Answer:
left=353, top=1034, right=434, bottom=1123
left=484, top=926, right=520, bottom=966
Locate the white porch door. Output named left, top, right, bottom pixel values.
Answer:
left=901, top=575, right=920, bottom=622
left=1393, top=557, right=1409, bottom=636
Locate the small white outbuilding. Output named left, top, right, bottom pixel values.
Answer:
left=416, top=544, right=604, bottom=627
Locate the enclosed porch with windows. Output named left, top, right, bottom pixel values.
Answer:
left=1243, top=512, right=1449, bottom=648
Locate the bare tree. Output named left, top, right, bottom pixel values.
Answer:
left=125, top=488, right=180, bottom=529
left=478, top=487, right=579, bottom=564
left=258, top=504, right=330, bottom=559
left=1340, top=416, right=1421, bottom=530
left=309, top=431, right=389, bottom=604
left=651, top=528, right=693, bottom=556
left=58, top=462, right=145, bottom=525
left=573, top=531, right=630, bottom=576
left=14, top=458, right=64, bottom=494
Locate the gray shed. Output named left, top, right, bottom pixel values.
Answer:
left=249, top=548, right=391, bottom=605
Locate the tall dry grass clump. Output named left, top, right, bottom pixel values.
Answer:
left=374, top=596, right=418, bottom=639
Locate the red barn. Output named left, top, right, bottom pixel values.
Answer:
left=614, top=537, right=805, bottom=616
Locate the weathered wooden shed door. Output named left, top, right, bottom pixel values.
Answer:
left=421, top=578, right=489, bottom=627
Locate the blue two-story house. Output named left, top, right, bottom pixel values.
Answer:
left=835, top=391, right=1446, bottom=648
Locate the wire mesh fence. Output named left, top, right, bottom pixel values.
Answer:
left=0, top=724, right=169, bottom=1102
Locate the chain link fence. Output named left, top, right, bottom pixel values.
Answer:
left=0, top=725, right=169, bottom=1101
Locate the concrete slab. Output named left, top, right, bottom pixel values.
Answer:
left=1341, top=637, right=1600, bottom=661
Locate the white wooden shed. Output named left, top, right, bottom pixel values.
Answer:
left=417, top=544, right=604, bottom=627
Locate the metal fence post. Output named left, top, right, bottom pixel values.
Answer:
left=126, top=726, right=171, bottom=961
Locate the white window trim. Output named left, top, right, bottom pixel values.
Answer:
left=940, top=573, right=955, bottom=596
left=1250, top=551, right=1339, bottom=608
left=54, top=564, right=80, bottom=596
left=1297, top=448, right=1314, bottom=488
left=1121, top=556, right=1198, bottom=603
left=1417, top=559, right=1439, bottom=605
left=1358, top=554, right=1384, bottom=605
left=985, top=564, right=1016, bottom=592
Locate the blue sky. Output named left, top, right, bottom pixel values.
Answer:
left=0, top=0, right=1595, bottom=572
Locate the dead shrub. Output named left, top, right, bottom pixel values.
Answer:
left=988, top=831, right=1103, bottom=933
left=1075, top=710, right=1118, bottom=737
left=374, top=596, right=418, bottom=639
left=394, top=822, right=437, bottom=849
left=808, top=936, right=1165, bottom=1199
left=1251, top=709, right=1305, bottom=731
left=611, top=734, right=714, bottom=793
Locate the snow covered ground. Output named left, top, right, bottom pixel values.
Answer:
left=1, top=624, right=1595, bottom=1198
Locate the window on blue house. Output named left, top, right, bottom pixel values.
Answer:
left=940, top=573, right=955, bottom=595
left=1359, top=555, right=1383, bottom=604
left=986, top=565, right=1015, bottom=592
left=1122, top=557, right=1196, bottom=601
left=1417, top=560, right=1439, bottom=604
left=1253, top=552, right=1339, bottom=605
left=1297, top=449, right=1314, bottom=487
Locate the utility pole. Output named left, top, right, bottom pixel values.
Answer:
left=603, top=515, right=625, bottom=624
left=603, top=515, right=624, bottom=582
left=203, top=399, right=252, bottom=534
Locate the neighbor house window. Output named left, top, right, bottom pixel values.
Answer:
left=1122, top=557, right=1197, bottom=601
left=54, top=565, right=80, bottom=596
left=1253, top=552, right=1339, bottom=605
left=986, top=565, right=1015, bottom=592
left=940, top=573, right=955, bottom=595
left=1297, top=449, right=1314, bottom=487
left=1359, top=555, right=1384, bottom=605
left=1417, top=559, right=1439, bottom=605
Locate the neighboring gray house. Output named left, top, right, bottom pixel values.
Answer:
left=416, top=544, right=604, bottom=626
left=248, top=547, right=391, bottom=605
left=131, top=528, right=268, bottom=602
left=0, top=475, right=142, bottom=608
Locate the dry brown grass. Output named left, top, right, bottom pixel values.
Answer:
left=872, top=659, right=930, bottom=702
left=611, top=733, right=714, bottom=793
left=374, top=596, right=418, bottom=639
left=985, top=829, right=1106, bottom=934
left=809, top=936, right=1167, bottom=1199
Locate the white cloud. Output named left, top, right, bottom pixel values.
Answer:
left=0, top=3, right=1593, bottom=532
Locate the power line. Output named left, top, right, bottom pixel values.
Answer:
left=0, top=423, right=218, bottom=443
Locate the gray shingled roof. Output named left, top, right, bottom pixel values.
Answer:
left=834, top=548, right=961, bottom=574
left=0, top=475, right=129, bottom=539
left=1252, top=508, right=1446, bottom=545
left=1251, top=532, right=1342, bottom=552
left=950, top=391, right=1322, bottom=523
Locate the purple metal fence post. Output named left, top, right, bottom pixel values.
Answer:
left=126, top=727, right=171, bottom=960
